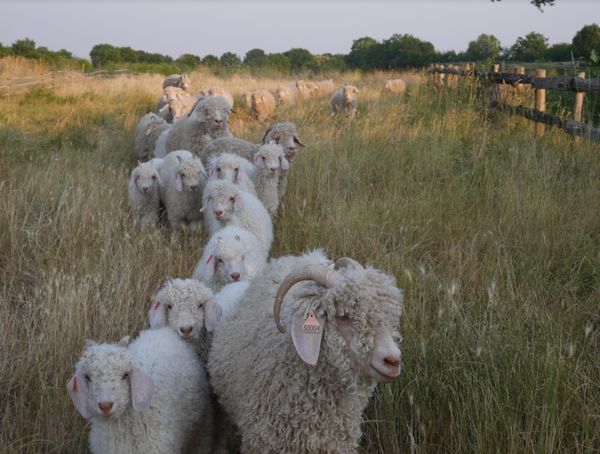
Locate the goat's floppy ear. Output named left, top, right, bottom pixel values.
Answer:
left=148, top=301, right=166, bottom=329
left=254, top=154, right=264, bottom=168
left=196, top=108, right=206, bottom=122
left=118, top=335, right=131, bottom=347
left=204, top=298, right=222, bottom=333
left=293, top=135, right=305, bottom=147
left=201, top=253, right=216, bottom=281
left=232, top=194, right=243, bottom=211
left=236, top=166, right=253, bottom=187
left=281, top=156, right=290, bottom=171
left=130, top=367, right=154, bottom=412
left=155, top=173, right=164, bottom=188
left=175, top=172, right=183, bottom=192
left=67, top=372, right=92, bottom=419
left=291, top=311, right=326, bottom=366
left=128, top=172, right=137, bottom=190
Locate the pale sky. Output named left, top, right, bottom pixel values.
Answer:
left=0, top=1, right=598, bottom=60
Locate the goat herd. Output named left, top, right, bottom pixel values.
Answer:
left=67, top=74, right=406, bottom=453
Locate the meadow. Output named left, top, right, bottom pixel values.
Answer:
left=1, top=62, right=599, bottom=453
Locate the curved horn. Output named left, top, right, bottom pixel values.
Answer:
left=274, top=265, right=339, bottom=334
left=261, top=127, right=273, bottom=144
left=187, top=97, right=203, bottom=117
left=334, top=257, right=364, bottom=271
left=293, top=135, right=305, bottom=147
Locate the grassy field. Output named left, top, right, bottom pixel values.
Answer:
left=1, top=66, right=599, bottom=453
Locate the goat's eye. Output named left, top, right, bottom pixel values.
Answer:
left=181, top=173, right=186, bottom=178
left=166, top=304, right=173, bottom=311
left=217, top=167, right=221, bottom=172
left=217, top=258, right=224, bottom=264
left=337, top=315, right=352, bottom=323
left=262, top=156, right=266, bottom=162
left=152, top=175, right=157, bottom=180
left=198, top=302, right=204, bottom=309
left=122, top=373, right=129, bottom=380
left=229, top=197, right=235, bottom=203
left=241, top=255, right=245, bottom=261
left=234, top=168, right=239, bottom=173
left=84, top=374, right=91, bottom=383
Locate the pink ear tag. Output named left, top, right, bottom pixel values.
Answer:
left=153, top=302, right=160, bottom=310
left=72, top=376, right=78, bottom=392
left=303, top=312, right=321, bottom=334
left=206, top=255, right=214, bottom=264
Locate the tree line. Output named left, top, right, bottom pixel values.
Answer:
left=1, top=23, right=599, bottom=75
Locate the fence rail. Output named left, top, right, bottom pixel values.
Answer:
left=0, top=68, right=133, bottom=97
left=429, top=64, right=600, bottom=143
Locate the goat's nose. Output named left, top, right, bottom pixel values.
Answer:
left=270, top=167, right=277, bottom=173
left=142, top=186, right=149, bottom=193
left=189, top=185, right=198, bottom=191
left=230, top=272, right=240, bottom=281
left=179, top=326, right=193, bottom=336
left=98, top=402, right=113, bottom=412
left=383, top=355, right=401, bottom=370
left=215, top=210, right=223, bottom=217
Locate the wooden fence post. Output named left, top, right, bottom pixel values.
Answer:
left=573, top=71, right=586, bottom=122
left=493, top=64, right=509, bottom=105
left=573, top=71, right=586, bottom=142
left=535, top=68, right=546, bottom=136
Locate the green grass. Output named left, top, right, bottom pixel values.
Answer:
left=1, top=74, right=599, bottom=453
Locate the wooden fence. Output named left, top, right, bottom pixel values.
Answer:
left=429, top=64, right=600, bottom=143
left=0, top=68, right=132, bottom=97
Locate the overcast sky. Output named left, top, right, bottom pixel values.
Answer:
left=1, top=1, right=599, bottom=60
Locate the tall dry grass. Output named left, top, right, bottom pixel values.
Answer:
left=0, top=70, right=599, bottom=453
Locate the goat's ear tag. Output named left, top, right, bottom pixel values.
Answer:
left=292, top=311, right=325, bottom=366
left=303, top=312, right=321, bottom=334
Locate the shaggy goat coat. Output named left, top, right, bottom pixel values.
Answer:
left=165, top=96, right=233, bottom=156
left=127, top=159, right=163, bottom=227
left=208, top=250, right=403, bottom=453
left=68, top=328, right=213, bottom=454
left=134, top=113, right=170, bottom=161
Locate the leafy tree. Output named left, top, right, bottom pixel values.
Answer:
left=437, top=50, right=464, bottom=63
left=346, top=36, right=379, bottom=69
left=510, top=32, right=548, bottom=61
left=466, top=34, right=501, bottom=61
left=491, top=0, right=555, bottom=10
left=316, top=53, right=347, bottom=72
left=138, top=51, right=172, bottom=64
left=572, top=23, right=600, bottom=59
left=266, top=53, right=291, bottom=73
left=545, top=42, right=572, bottom=61
left=244, top=48, right=268, bottom=66
left=176, top=53, right=201, bottom=67
left=119, top=46, right=138, bottom=63
left=379, top=34, right=436, bottom=68
left=90, top=44, right=122, bottom=67
left=11, top=38, right=37, bottom=58
left=201, top=54, right=220, bottom=66
left=0, top=43, right=11, bottom=57
left=283, top=48, right=315, bottom=71
left=220, top=52, right=241, bottom=67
